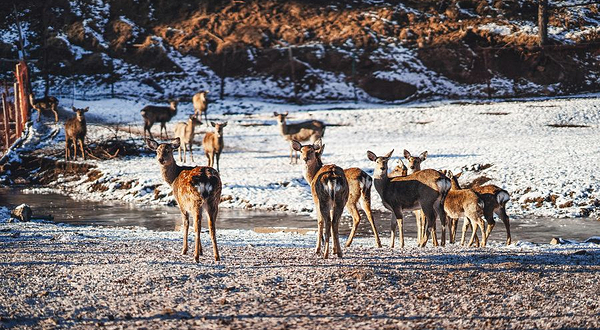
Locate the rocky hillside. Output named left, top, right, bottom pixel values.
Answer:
left=1, top=0, right=599, bottom=102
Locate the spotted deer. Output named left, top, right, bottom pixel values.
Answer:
left=173, top=114, right=202, bottom=163
left=203, top=121, right=227, bottom=172
left=192, top=90, right=209, bottom=125
left=367, top=150, right=450, bottom=248
left=292, top=140, right=381, bottom=248
left=146, top=137, right=222, bottom=262
left=442, top=170, right=487, bottom=247
left=29, top=93, right=59, bottom=123
left=141, top=100, right=178, bottom=139
left=274, top=112, right=325, bottom=164
left=64, top=107, right=88, bottom=161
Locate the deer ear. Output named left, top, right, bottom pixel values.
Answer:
left=273, top=112, right=279, bottom=116
left=145, top=138, right=159, bottom=151
left=291, top=140, right=302, bottom=151
left=72, top=106, right=77, bottom=112
left=384, top=149, right=394, bottom=159
left=84, top=107, right=89, bottom=112
left=283, top=111, right=289, bottom=116
left=367, top=151, right=377, bottom=162
left=455, top=172, right=463, bottom=179
left=171, top=137, right=181, bottom=149
left=403, top=149, right=411, bottom=159
left=446, top=170, right=453, bottom=177
left=210, top=121, right=216, bottom=127
left=317, top=144, right=325, bottom=155
left=420, top=151, right=428, bottom=161
left=222, top=122, right=227, bottom=127
left=397, top=158, right=405, bottom=166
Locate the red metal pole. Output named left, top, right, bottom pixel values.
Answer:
left=2, top=92, right=10, bottom=151
left=14, top=81, right=21, bottom=139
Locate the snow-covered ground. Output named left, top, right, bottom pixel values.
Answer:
left=7, top=94, right=600, bottom=220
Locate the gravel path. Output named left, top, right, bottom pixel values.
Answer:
left=1, top=221, right=599, bottom=329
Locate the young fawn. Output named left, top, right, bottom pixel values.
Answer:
left=146, top=137, right=222, bottom=262
left=442, top=170, right=487, bottom=247
left=203, top=121, right=227, bottom=172
left=64, top=107, right=88, bottom=161
left=367, top=150, right=450, bottom=248
left=173, top=114, right=202, bottom=163
left=141, top=100, right=178, bottom=139
left=274, top=112, right=325, bottom=164
left=292, top=139, right=381, bottom=248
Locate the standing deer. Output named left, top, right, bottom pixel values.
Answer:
left=389, top=158, right=408, bottom=178
left=404, top=149, right=427, bottom=173
left=274, top=112, right=325, bottom=164
left=292, top=139, right=381, bottom=248
left=64, top=107, right=88, bottom=161
left=442, top=170, right=487, bottom=247
left=173, top=114, right=202, bottom=163
left=146, top=137, right=222, bottom=262
left=203, top=121, right=227, bottom=172
left=469, top=183, right=511, bottom=245
left=192, top=90, right=209, bottom=125
left=367, top=150, right=450, bottom=248
left=141, top=100, right=178, bottom=139
left=29, top=93, right=59, bottom=123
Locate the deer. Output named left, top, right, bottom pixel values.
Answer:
left=141, top=100, right=179, bottom=139
left=29, top=93, right=59, bottom=123
left=203, top=121, right=227, bottom=172
left=468, top=183, right=512, bottom=245
left=292, top=139, right=382, bottom=248
left=404, top=149, right=427, bottom=173
left=273, top=112, right=325, bottom=164
left=389, top=158, right=408, bottom=178
left=64, top=107, right=88, bottom=161
left=441, top=170, right=487, bottom=247
left=292, top=142, right=348, bottom=259
left=367, top=150, right=450, bottom=248
left=146, top=137, right=222, bottom=262
left=192, top=90, right=209, bottom=125
left=173, top=114, right=202, bottom=163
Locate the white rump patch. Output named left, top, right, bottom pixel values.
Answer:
left=196, top=182, right=213, bottom=196
left=497, top=191, right=510, bottom=204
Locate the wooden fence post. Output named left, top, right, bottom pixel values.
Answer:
left=538, top=0, right=548, bottom=46
left=14, top=82, right=21, bottom=138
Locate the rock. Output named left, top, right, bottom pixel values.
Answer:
left=550, top=237, right=563, bottom=245
left=11, top=204, right=32, bottom=222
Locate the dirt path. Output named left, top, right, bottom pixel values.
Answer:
left=1, top=221, right=599, bottom=329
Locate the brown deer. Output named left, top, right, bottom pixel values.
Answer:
left=470, top=183, right=511, bottom=245
left=404, top=149, right=427, bottom=173
left=64, top=107, right=88, bottom=161
left=146, top=137, right=222, bottom=262
left=367, top=150, right=450, bottom=248
left=173, top=114, right=202, bottom=163
left=192, top=90, right=209, bottom=125
left=274, top=112, right=325, bottom=164
left=141, top=100, right=178, bottom=139
left=442, top=170, right=487, bottom=247
left=203, top=121, right=227, bottom=172
left=29, top=93, right=59, bottom=123
left=389, top=158, right=408, bottom=178
left=292, top=140, right=381, bottom=248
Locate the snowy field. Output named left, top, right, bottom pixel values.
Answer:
left=10, top=94, right=600, bottom=221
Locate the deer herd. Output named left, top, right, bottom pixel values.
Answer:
left=36, top=90, right=511, bottom=262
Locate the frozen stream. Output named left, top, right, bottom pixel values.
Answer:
left=2, top=188, right=600, bottom=244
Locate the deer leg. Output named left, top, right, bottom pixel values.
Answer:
left=460, top=219, right=470, bottom=246
left=344, top=202, right=361, bottom=247
left=422, top=206, right=438, bottom=247
left=52, top=107, right=59, bottom=123
left=216, top=153, right=221, bottom=172
left=189, top=143, right=194, bottom=162
left=193, top=209, right=202, bottom=262
left=397, top=216, right=404, bottom=249
left=289, top=146, right=294, bottom=164
left=78, top=139, right=85, bottom=160
left=414, top=211, right=422, bottom=246
left=161, top=122, right=168, bottom=139
left=479, top=219, right=488, bottom=247
left=181, top=212, right=189, bottom=255
left=178, top=145, right=183, bottom=163
left=65, top=139, right=69, bottom=161
left=207, top=204, right=220, bottom=262
left=332, top=206, right=343, bottom=258
left=390, top=213, right=398, bottom=248
left=315, top=215, right=324, bottom=256
left=496, top=207, right=511, bottom=245
left=72, top=138, right=78, bottom=160
left=485, top=220, right=496, bottom=243
left=360, top=194, right=381, bottom=248
left=204, top=111, right=208, bottom=126
left=323, top=215, right=332, bottom=259
left=36, top=108, right=41, bottom=122
left=467, top=218, right=479, bottom=247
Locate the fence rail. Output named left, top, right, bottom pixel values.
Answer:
left=0, top=61, right=30, bottom=158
